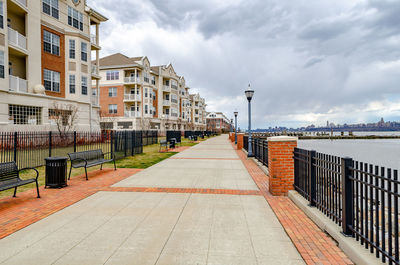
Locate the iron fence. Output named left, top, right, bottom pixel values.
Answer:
left=0, top=130, right=151, bottom=169
left=142, top=130, right=158, bottom=146
left=294, top=147, right=400, bottom=264
left=253, top=138, right=268, bottom=167
left=167, top=131, right=182, bottom=143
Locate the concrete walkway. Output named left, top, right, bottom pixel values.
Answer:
left=0, top=136, right=305, bottom=265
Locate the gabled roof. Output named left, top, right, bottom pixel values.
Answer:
left=150, top=66, right=160, bottom=74
left=98, top=53, right=141, bottom=68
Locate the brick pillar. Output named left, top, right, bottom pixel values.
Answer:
left=236, top=133, right=244, bottom=150
left=267, top=136, right=298, bottom=196
left=230, top=132, right=235, bottom=142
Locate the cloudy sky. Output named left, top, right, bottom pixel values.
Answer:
left=87, top=0, right=400, bottom=129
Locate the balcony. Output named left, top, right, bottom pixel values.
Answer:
left=91, top=96, right=99, bottom=106
left=8, top=28, right=27, bottom=53
left=91, top=65, right=100, bottom=79
left=9, top=75, right=27, bottom=93
left=11, top=0, right=27, bottom=7
left=163, top=100, right=170, bottom=106
left=124, top=111, right=141, bottom=118
left=124, top=76, right=140, bottom=84
left=90, top=34, right=100, bottom=50
left=163, top=85, right=170, bottom=92
left=124, top=94, right=141, bottom=102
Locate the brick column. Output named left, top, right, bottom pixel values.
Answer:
left=267, top=136, right=298, bottom=196
left=236, top=133, right=244, bottom=150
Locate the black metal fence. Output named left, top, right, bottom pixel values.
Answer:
left=294, top=147, right=400, bottom=264
left=0, top=130, right=157, bottom=169
left=166, top=131, right=182, bottom=143
left=242, top=136, right=268, bottom=167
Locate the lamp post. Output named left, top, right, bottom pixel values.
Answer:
left=245, top=84, right=254, bottom=157
left=234, top=111, right=238, bottom=144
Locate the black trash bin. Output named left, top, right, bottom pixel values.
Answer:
left=45, top=157, right=68, bottom=188
left=193, top=135, right=198, bottom=141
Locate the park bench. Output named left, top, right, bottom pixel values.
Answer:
left=159, top=140, right=168, bottom=152
left=68, top=149, right=116, bottom=181
left=0, top=161, right=40, bottom=198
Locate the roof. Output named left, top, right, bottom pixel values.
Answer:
left=98, top=53, right=142, bottom=68
left=150, top=66, right=160, bottom=74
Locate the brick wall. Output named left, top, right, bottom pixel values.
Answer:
left=267, top=136, right=297, bottom=196
left=99, top=85, right=125, bottom=116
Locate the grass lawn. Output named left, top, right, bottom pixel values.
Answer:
left=0, top=137, right=211, bottom=199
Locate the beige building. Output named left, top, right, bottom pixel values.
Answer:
left=0, top=0, right=107, bottom=132
left=96, top=53, right=207, bottom=131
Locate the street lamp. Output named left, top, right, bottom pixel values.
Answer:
left=245, top=84, right=254, bottom=157
left=234, top=111, right=238, bottom=144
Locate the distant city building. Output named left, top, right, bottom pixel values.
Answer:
left=206, top=112, right=232, bottom=133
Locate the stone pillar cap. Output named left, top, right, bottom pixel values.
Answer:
left=267, top=136, right=298, bottom=142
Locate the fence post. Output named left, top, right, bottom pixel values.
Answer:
left=131, top=131, right=134, bottom=156
left=342, top=157, right=354, bottom=236
left=110, top=130, right=114, bottom=157
left=49, top=131, right=52, bottom=157
left=73, top=131, right=77, bottom=152
left=124, top=131, right=127, bottom=157
left=309, top=150, right=317, bottom=206
left=13, top=132, right=17, bottom=163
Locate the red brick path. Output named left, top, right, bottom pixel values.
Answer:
left=235, top=148, right=353, bottom=265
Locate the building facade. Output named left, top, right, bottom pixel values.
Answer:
left=0, top=0, right=107, bottom=132
left=96, top=53, right=207, bottom=131
left=206, top=112, right=232, bottom=133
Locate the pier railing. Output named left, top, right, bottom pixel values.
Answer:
left=294, top=147, right=400, bottom=264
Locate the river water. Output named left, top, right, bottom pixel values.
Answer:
left=298, top=139, right=400, bottom=169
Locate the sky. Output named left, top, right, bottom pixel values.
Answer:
left=87, top=0, right=400, bottom=129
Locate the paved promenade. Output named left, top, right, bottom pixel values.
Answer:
left=0, top=136, right=351, bottom=265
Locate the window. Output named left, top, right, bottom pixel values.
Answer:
left=0, top=1, right=3, bottom=29
left=171, top=94, right=178, bottom=103
left=43, top=30, right=60, bottom=56
left=145, top=105, right=148, bottom=114
left=43, top=0, right=59, bottom=19
left=81, top=76, right=87, bottom=95
left=143, top=72, right=149, bottom=83
left=108, top=87, right=117, bottom=97
left=69, top=74, right=75, bottom=94
left=106, top=71, right=119, bottom=81
left=44, top=69, right=60, bottom=92
left=9, top=105, right=42, bottom=125
left=151, top=76, right=156, bottom=85
left=68, top=6, right=83, bottom=31
left=145, top=88, right=148, bottom=98
left=81, top=42, right=87, bottom=62
left=69, top=39, right=75, bottom=59
left=108, top=104, right=117, bottom=114
left=0, top=51, right=4, bottom=78
left=48, top=109, right=72, bottom=126
left=171, top=80, right=178, bottom=89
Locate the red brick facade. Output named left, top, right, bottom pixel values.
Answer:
left=99, top=85, right=125, bottom=116
left=41, top=25, right=65, bottom=98
left=267, top=137, right=297, bottom=196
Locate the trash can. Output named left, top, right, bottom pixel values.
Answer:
left=169, top=138, right=176, bottom=149
left=193, top=135, right=198, bottom=141
left=45, top=157, right=68, bottom=188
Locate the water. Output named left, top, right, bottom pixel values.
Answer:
left=298, top=139, right=400, bottom=169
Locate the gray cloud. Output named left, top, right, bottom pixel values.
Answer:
left=88, top=0, right=400, bottom=128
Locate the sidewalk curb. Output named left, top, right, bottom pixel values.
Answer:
left=288, top=190, right=383, bottom=265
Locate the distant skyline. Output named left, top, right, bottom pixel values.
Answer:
left=88, top=0, right=400, bottom=128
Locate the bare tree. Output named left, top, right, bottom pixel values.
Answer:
left=137, top=117, right=152, bottom=131
left=99, top=110, right=119, bottom=130
left=49, top=103, right=78, bottom=137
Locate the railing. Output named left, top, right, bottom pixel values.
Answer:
left=124, top=111, right=141, bottom=117
left=91, top=96, right=99, bottom=106
left=0, top=131, right=147, bottom=169
left=13, top=0, right=27, bottom=7
left=91, top=65, right=99, bottom=76
left=124, top=94, right=141, bottom=101
left=163, top=85, right=170, bottom=91
left=163, top=100, right=170, bottom=106
left=8, top=28, right=27, bottom=51
left=124, top=76, right=140, bottom=83
left=9, top=75, right=28, bottom=93
left=294, top=148, right=400, bottom=264
left=253, top=138, right=268, bottom=167
left=90, top=34, right=98, bottom=46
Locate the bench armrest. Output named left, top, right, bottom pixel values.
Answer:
left=18, top=167, right=39, bottom=180
left=70, top=158, right=88, bottom=167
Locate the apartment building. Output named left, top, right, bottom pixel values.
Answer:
left=190, top=93, right=207, bottom=131
left=206, top=112, right=232, bottom=133
left=0, top=0, right=107, bottom=131
left=97, top=53, right=207, bottom=131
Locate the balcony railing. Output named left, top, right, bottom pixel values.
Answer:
left=91, top=65, right=98, bottom=76
left=124, top=76, right=140, bottom=84
left=9, top=75, right=27, bottom=93
left=124, top=111, right=141, bottom=118
left=91, top=96, right=99, bottom=106
left=12, top=0, right=26, bottom=7
left=163, top=100, right=170, bottom=106
left=124, top=94, right=141, bottom=101
left=8, top=28, right=27, bottom=51
left=163, top=85, right=170, bottom=91
left=90, top=34, right=98, bottom=46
